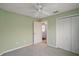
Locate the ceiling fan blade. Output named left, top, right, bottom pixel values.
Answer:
left=34, top=11, right=40, bottom=18
left=41, top=10, right=50, bottom=15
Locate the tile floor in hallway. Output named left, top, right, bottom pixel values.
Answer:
left=2, top=42, right=79, bottom=56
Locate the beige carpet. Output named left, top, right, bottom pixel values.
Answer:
left=2, top=42, right=79, bottom=56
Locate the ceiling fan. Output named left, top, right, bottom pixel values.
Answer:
left=32, top=3, right=50, bottom=18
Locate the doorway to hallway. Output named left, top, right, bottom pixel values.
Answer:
left=33, top=21, right=48, bottom=44
left=41, top=22, right=48, bottom=44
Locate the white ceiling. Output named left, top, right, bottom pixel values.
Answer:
left=0, top=3, right=79, bottom=18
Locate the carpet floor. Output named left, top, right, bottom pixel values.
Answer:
left=2, top=42, right=79, bottom=56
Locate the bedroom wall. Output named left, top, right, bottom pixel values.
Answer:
left=0, top=9, right=35, bottom=54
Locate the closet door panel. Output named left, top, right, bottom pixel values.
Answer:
left=62, top=19, right=72, bottom=51
left=72, top=16, right=79, bottom=54
left=56, top=18, right=72, bottom=51
left=56, top=19, right=63, bottom=48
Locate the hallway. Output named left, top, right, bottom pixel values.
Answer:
left=2, top=42, right=78, bottom=56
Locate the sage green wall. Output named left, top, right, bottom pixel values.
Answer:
left=0, top=9, right=34, bottom=54
left=42, top=8, right=79, bottom=47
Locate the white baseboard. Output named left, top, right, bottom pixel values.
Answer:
left=0, top=43, right=32, bottom=56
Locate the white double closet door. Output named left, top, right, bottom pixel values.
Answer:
left=56, top=17, right=72, bottom=51
left=56, top=16, right=79, bottom=54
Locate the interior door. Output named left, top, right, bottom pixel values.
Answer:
left=34, top=21, right=42, bottom=44
left=56, top=18, right=72, bottom=51
left=72, top=16, right=79, bottom=54
left=56, top=19, right=63, bottom=48
left=61, top=18, right=72, bottom=51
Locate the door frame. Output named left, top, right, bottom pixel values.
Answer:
left=33, top=20, right=48, bottom=45
left=41, top=21, right=48, bottom=44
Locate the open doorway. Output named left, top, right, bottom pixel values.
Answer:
left=33, top=21, right=48, bottom=44
left=41, top=21, right=48, bottom=44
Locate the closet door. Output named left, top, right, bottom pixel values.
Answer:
left=56, top=18, right=72, bottom=51
left=72, top=16, right=79, bottom=54
left=62, top=18, right=72, bottom=51
left=56, top=19, right=64, bottom=48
